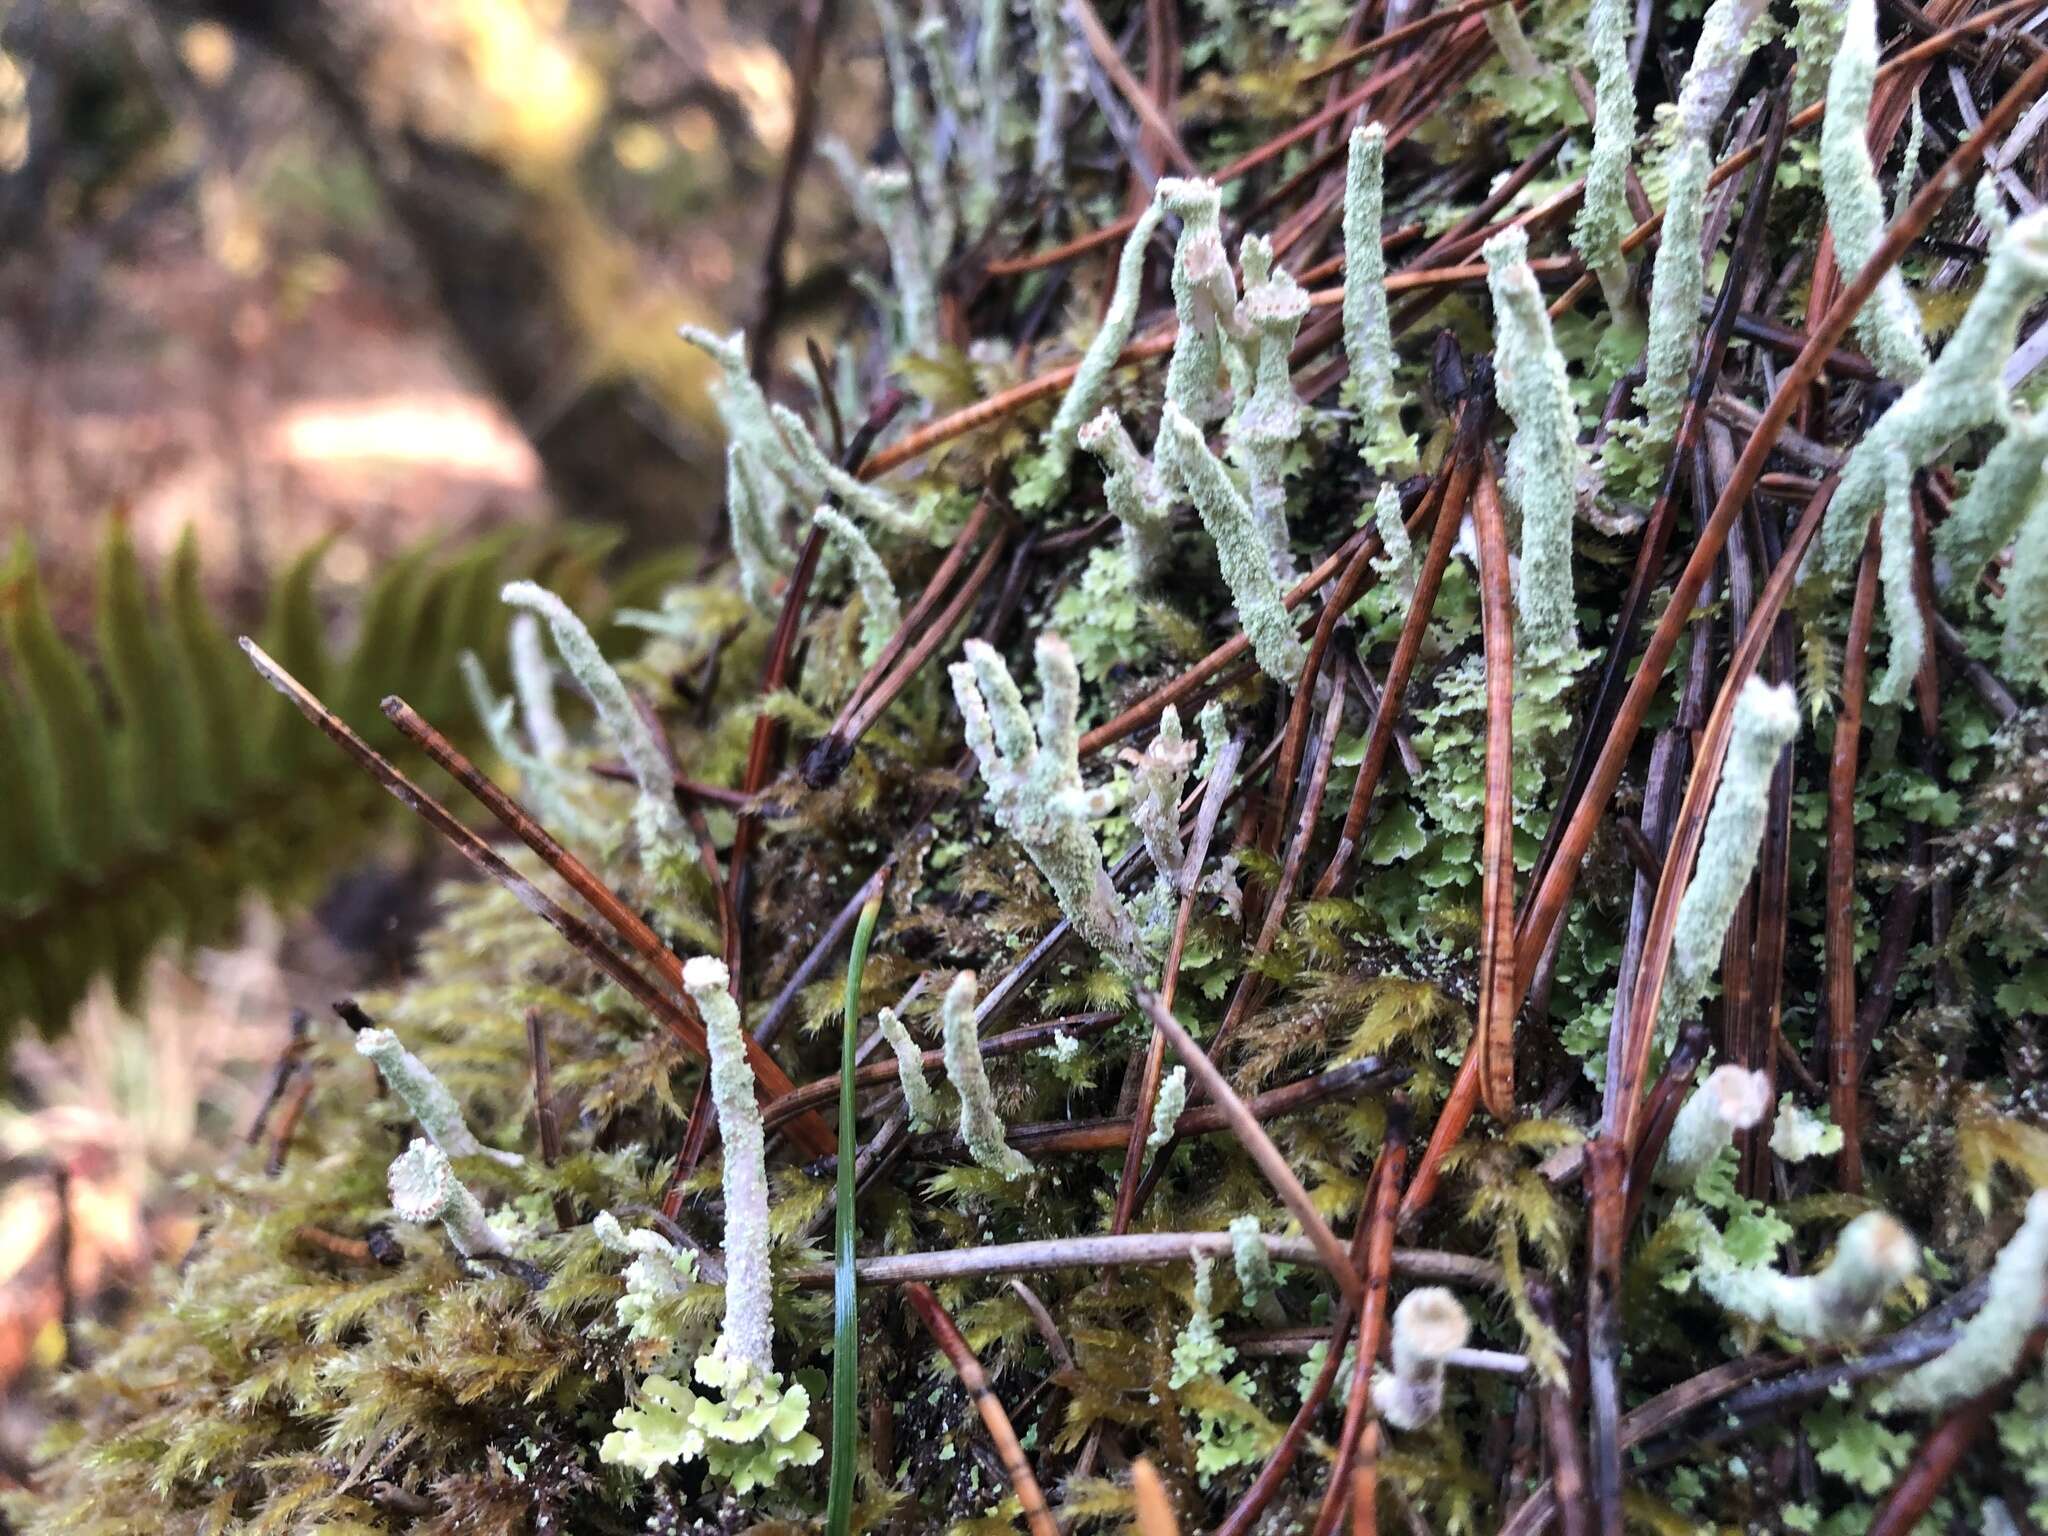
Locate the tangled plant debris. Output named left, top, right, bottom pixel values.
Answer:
left=17, top=0, right=2048, bottom=1533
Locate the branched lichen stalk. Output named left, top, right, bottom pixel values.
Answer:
left=1078, top=408, right=1175, bottom=578
left=1485, top=227, right=1581, bottom=657
left=683, top=957, right=775, bottom=1377
left=1372, top=1288, right=1472, bottom=1430
left=1155, top=179, right=1237, bottom=435
left=874, top=0, right=953, bottom=259
left=679, top=327, right=822, bottom=504
left=1821, top=0, right=1929, bottom=382
left=938, top=970, right=1033, bottom=1179
left=1372, top=482, right=1416, bottom=606
left=1886, top=1190, right=2048, bottom=1410
left=1128, top=705, right=1197, bottom=887
left=1664, top=679, right=1799, bottom=1029
left=867, top=166, right=940, bottom=358
left=1343, top=124, right=1415, bottom=472
left=813, top=507, right=902, bottom=664
left=950, top=636, right=1148, bottom=974
left=1654, top=1064, right=1771, bottom=1188
left=1160, top=402, right=1308, bottom=683
left=1571, top=0, right=1639, bottom=324
left=1814, top=207, right=2048, bottom=585
left=357, top=1026, right=521, bottom=1167
left=501, top=582, right=688, bottom=872
left=1700, top=1211, right=1919, bottom=1341
left=877, top=1005, right=939, bottom=1131
left=388, top=1138, right=509, bottom=1259
left=1230, top=236, right=1310, bottom=578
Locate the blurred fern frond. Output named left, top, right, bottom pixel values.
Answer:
left=0, top=520, right=649, bottom=1040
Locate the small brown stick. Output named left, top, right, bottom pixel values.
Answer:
left=1472, top=464, right=1519, bottom=1124
left=1111, top=736, right=1245, bottom=1237
left=244, top=1009, right=311, bottom=1146
left=1828, top=531, right=1882, bottom=1193
left=903, top=1283, right=1061, bottom=1536
left=1350, top=1458, right=1377, bottom=1536
left=526, top=1010, right=576, bottom=1230
left=1532, top=1284, right=1590, bottom=1536
left=1299, top=0, right=1521, bottom=83
left=377, top=694, right=836, bottom=1156
left=265, top=1065, right=316, bottom=1178
left=1517, top=49, right=2048, bottom=1057
left=241, top=641, right=831, bottom=1154
left=590, top=763, right=750, bottom=808
left=1312, top=1104, right=1409, bottom=1536
left=1132, top=989, right=1364, bottom=1307
left=1583, top=1138, right=1628, bottom=1536
left=296, top=1224, right=402, bottom=1267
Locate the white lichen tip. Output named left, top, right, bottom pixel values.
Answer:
left=1078, top=407, right=1174, bottom=578
left=939, top=970, right=1033, bottom=1181
left=1821, top=0, right=1928, bottom=382
left=356, top=1025, right=521, bottom=1167
left=1159, top=401, right=1308, bottom=683
left=1655, top=1064, right=1772, bottom=1188
left=1372, top=1287, right=1472, bottom=1430
left=683, top=955, right=777, bottom=1377
left=1701, top=1210, right=1919, bottom=1342
left=387, top=1138, right=508, bottom=1259
left=1886, top=1189, right=2048, bottom=1411
left=1484, top=225, right=1581, bottom=657
left=1665, top=678, right=1798, bottom=1029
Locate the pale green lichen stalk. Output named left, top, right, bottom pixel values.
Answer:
left=1886, top=1190, right=2048, bottom=1411
left=1230, top=1214, right=1273, bottom=1305
left=460, top=648, right=593, bottom=847
left=1654, top=1064, right=1771, bottom=1189
left=1484, top=227, right=1581, bottom=658
left=356, top=1026, right=521, bottom=1168
left=1169, top=1253, right=1236, bottom=1388
left=1570, top=0, right=1638, bottom=325
left=1372, top=1288, right=1471, bottom=1430
left=387, top=1138, right=508, bottom=1260
left=1230, top=236, right=1311, bottom=578
left=1129, top=705, right=1197, bottom=889
left=501, top=582, right=689, bottom=879
left=767, top=402, right=920, bottom=537
left=1814, top=206, right=2048, bottom=584
left=813, top=507, right=902, bottom=664
left=1482, top=1, right=1539, bottom=76
left=950, top=635, right=1149, bottom=975
left=1934, top=407, right=2048, bottom=595
left=1700, top=1211, right=1919, bottom=1341
left=1160, top=402, right=1307, bottom=683
left=1663, top=679, right=1796, bottom=1031
left=598, top=957, right=824, bottom=1495
left=1342, top=124, right=1415, bottom=472
left=865, top=166, right=940, bottom=357
left=877, top=1004, right=939, bottom=1132
left=1873, top=446, right=1924, bottom=707
left=1634, top=137, right=1710, bottom=459
left=1372, top=482, right=1416, bottom=606
left=1027, top=0, right=1072, bottom=185
left=1078, top=408, right=1174, bottom=579
left=939, top=970, right=1034, bottom=1179
left=1037, top=195, right=1169, bottom=495
left=1821, top=0, right=1929, bottom=382
left=726, top=442, right=795, bottom=613
left=1155, top=178, right=1237, bottom=433
left=1147, top=1065, right=1189, bottom=1152
left=508, top=610, right=568, bottom=761
left=2002, top=479, right=2048, bottom=688
left=873, top=0, right=953, bottom=262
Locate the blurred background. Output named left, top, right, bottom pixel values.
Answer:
left=0, top=0, right=875, bottom=1479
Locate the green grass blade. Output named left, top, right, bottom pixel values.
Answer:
left=827, top=872, right=888, bottom=1536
